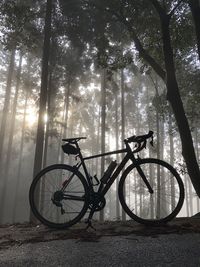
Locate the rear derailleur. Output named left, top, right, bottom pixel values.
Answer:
left=51, top=190, right=65, bottom=214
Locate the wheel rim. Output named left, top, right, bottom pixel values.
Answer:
left=31, top=166, right=88, bottom=226
left=120, top=160, right=184, bottom=222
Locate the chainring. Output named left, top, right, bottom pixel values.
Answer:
left=88, top=193, right=106, bottom=211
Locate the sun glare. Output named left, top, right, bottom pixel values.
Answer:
left=44, top=113, right=48, bottom=123
left=25, top=107, right=50, bottom=128
left=26, top=109, right=38, bottom=127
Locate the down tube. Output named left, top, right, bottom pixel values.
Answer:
left=101, top=154, right=129, bottom=196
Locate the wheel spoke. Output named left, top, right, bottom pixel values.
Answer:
left=119, top=159, right=184, bottom=224
left=29, top=165, right=88, bottom=228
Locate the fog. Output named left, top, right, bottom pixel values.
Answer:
left=0, top=0, right=199, bottom=225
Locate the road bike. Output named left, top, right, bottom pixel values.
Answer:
left=29, top=131, right=184, bottom=229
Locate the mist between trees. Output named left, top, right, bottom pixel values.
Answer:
left=0, top=0, right=199, bottom=224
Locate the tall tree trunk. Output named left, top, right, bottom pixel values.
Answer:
left=4, top=53, right=23, bottom=176
left=30, top=0, right=52, bottom=223
left=124, top=0, right=200, bottom=197
left=32, top=0, right=52, bottom=176
left=115, top=88, right=120, bottom=220
left=100, top=69, right=106, bottom=222
left=61, top=80, right=70, bottom=164
left=0, top=53, right=23, bottom=221
left=95, top=106, right=101, bottom=175
left=121, top=69, right=126, bottom=221
left=43, top=69, right=53, bottom=168
left=189, top=0, right=200, bottom=61
left=160, top=119, right=167, bottom=214
left=161, top=14, right=200, bottom=197
left=195, top=127, right=200, bottom=212
left=169, top=112, right=176, bottom=211
left=135, top=86, right=141, bottom=216
left=188, top=177, right=194, bottom=215
left=146, top=85, right=154, bottom=218
left=184, top=175, right=190, bottom=216
left=149, top=77, right=162, bottom=218
left=40, top=72, right=53, bottom=214
left=12, top=56, right=31, bottom=222
left=0, top=49, right=15, bottom=170
left=12, top=90, right=29, bottom=222
left=156, top=99, right=161, bottom=218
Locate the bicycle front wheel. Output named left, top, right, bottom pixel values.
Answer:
left=29, top=164, right=89, bottom=228
left=118, top=158, right=184, bottom=225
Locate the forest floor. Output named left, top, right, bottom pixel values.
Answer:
left=0, top=216, right=200, bottom=250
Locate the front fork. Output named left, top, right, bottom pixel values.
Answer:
left=128, top=150, right=153, bottom=194
left=135, top=163, right=154, bottom=194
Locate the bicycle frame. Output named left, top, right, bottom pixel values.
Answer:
left=30, top=130, right=185, bottom=229
left=62, top=139, right=152, bottom=198
left=83, top=149, right=129, bottom=196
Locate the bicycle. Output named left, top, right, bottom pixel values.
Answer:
left=29, top=131, right=184, bottom=229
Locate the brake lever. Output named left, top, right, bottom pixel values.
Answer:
left=150, top=135, right=154, bottom=147
left=75, top=155, right=80, bottom=161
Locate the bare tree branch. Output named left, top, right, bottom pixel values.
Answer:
left=150, top=0, right=183, bottom=18
left=169, top=0, right=184, bottom=17
left=88, top=1, right=166, bottom=81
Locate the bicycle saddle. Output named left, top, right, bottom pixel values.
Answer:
left=62, top=137, right=87, bottom=142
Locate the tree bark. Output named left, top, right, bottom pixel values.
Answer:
left=30, top=0, right=52, bottom=223
left=184, top=175, right=190, bottom=216
left=115, top=84, right=120, bottom=220
left=148, top=0, right=200, bottom=197
left=121, top=69, right=126, bottom=221
left=4, top=53, right=23, bottom=177
left=42, top=69, right=53, bottom=168
left=32, top=0, right=52, bottom=177
left=169, top=112, right=176, bottom=211
left=189, top=0, right=200, bottom=61
left=146, top=85, right=154, bottom=218
left=61, top=79, right=70, bottom=164
left=13, top=90, right=28, bottom=223
left=194, top=127, right=200, bottom=211
left=12, top=55, right=31, bottom=222
left=0, top=53, right=23, bottom=222
left=154, top=82, right=161, bottom=218
left=0, top=49, right=15, bottom=169
left=100, top=69, right=106, bottom=222
left=188, top=176, right=194, bottom=215
left=160, top=13, right=200, bottom=197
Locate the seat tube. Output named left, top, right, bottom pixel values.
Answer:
left=76, top=144, right=92, bottom=187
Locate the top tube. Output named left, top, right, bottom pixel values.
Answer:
left=83, top=148, right=127, bottom=160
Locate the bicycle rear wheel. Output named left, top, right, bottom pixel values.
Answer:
left=118, top=158, right=184, bottom=225
left=29, top=164, right=89, bottom=228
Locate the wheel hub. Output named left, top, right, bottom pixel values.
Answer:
left=53, top=190, right=64, bottom=202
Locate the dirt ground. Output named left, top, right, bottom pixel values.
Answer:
left=1, top=217, right=200, bottom=250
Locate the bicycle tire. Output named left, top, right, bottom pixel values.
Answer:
left=29, top=164, right=89, bottom=229
left=118, top=158, right=184, bottom=225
